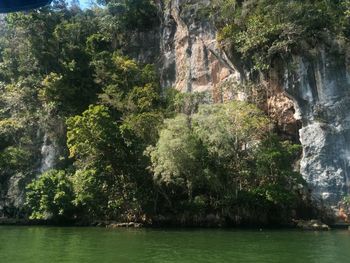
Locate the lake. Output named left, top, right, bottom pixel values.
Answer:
left=0, top=226, right=349, bottom=262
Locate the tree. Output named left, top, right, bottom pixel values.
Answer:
left=192, top=101, right=269, bottom=160
left=191, top=101, right=270, bottom=202
left=147, top=114, right=203, bottom=203
left=99, top=0, right=159, bottom=30
left=66, top=104, right=125, bottom=170
left=71, top=169, right=108, bottom=219
left=66, top=105, right=140, bottom=219
left=25, top=170, right=75, bottom=220
left=215, top=0, right=349, bottom=71
left=147, top=100, right=304, bottom=221
left=253, top=135, right=304, bottom=206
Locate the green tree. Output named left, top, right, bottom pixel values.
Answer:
left=215, top=0, right=349, bottom=71
left=147, top=100, right=304, bottom=222
left=71, top=169, right=108, bottom=219
left=253, top=135, right=304, bottom=206
left=147, top=114, right=203, bottom=204
left=66, top=105, right=125, bottom=170
left=66, top=105, right=139, bottom=219
left=25, top=170, right=75, bottom=220
left=191, top=101, right=270, bottom=203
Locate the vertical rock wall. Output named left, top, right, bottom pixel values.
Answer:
left=157, top=0, right=240, bottom=100
left=156, top=1, right=350, bottom=206
left=284, top=41, right=350, bottom=205
left=40, top=133, right=58, bottom=174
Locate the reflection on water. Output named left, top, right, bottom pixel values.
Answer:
left=0, top=227, right=349, bottom=263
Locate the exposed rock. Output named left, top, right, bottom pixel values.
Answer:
left=158, top=0, right=240, bottom=98
left=295, top=219, right=330, bottom=231
left=156, top=1, right=350, bottom=207
left=122, top=28, right=161, bottom=65
left=151, top=1, right=350, bottom=208
left=268, top=92, right=301, bottom=140
left=106, top=222, right=143, bottom=228
left=284, top=40, right=350, bottom=205
left=40, top=133, right=58, bottom=174
left=267, top=72, right=301, bottom=141
left=0, top=173, right=27, bottom=217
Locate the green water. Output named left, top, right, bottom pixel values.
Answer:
left=0, top=227, right=349, bottom=263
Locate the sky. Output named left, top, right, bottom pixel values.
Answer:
left=67, top=0, right=95, bottom=9
left=79, top=0, right=93, bottom=9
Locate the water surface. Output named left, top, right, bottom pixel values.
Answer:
left=0, top=226, right=349, bottom=262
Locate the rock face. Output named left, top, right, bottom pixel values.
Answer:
left=40, top=132, right=58, bottom=174
left=155, top=1, right=350, bottom=206
left=295, top=219, right=330, bottom=231
left=157, top=0, right=240, bottom=99
left=284, top=41, right=350, bottom=205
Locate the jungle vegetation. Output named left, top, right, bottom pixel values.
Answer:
left=0, top=0, right=332, bottom=225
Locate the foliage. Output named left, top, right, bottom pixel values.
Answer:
left=65, top=60, right=165, bottom=219
left=0, top=0, right=313, bottom=225
left=253, top=135, right=304, bottom=205
left=106, top=0, right=159, bottom=31
left=214, top=0, right=350, bottom=71
left=147, top=114, right=203, bottom=202
left=71, top=169, right=110, bottom=218
left=192, top=102, right=269, bottom=159
left=66, top=104, right=122, bottom=167
left=173, top=91, right=212, bottom=115
left=25, top=170, right=75, bottom=220
left=147, top=101, right=303, bottom=218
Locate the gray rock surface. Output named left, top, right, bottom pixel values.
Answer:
left=295, top=219, right=330, bottom=231
left=284, top=41, right=350, bottom=205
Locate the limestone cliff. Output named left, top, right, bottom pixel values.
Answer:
left=157, top=0, right=241, bottom=100
left=284, top=40, right=350, bottom=205
left=154, top=0, right=350, bottom=207
left=1, top=0, right=349, bottom=217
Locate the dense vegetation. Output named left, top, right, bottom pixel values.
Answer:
left=0, top=0, right=319, bottom=226
left=212, top=0, right=350, bottom=71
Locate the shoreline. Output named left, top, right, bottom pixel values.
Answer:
left=1, top=218, right=347, bottom=230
